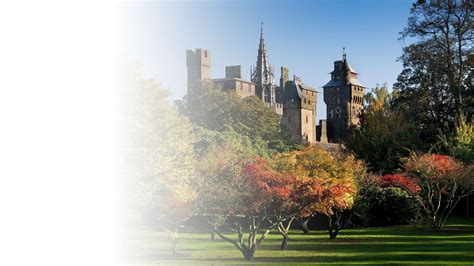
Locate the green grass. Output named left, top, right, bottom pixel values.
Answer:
left=119, top=218, right=474, bottom=265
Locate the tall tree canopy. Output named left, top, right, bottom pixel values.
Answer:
left=182, top=82, right=289, bottom=149
left=347, top=85, right=423, bottom=174
left=394, top=0, right=473, bottom=144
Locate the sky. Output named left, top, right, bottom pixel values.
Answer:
left=118, top=0, right=414, bottom=121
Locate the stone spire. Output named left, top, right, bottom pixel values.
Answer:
left=251, top=22, right=276, bottom=106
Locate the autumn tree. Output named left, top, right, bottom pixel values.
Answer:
left=192, top=126, right=273, bottom=240
left=403, top=154, right=474, bottom=230
left=394, top=0, right=473, bottom=144
left=272, top=146, right=365, bottom=239
left=325, top=152, right=365, bottom=239
left=118, top=63, right=196, bottom=254
left=347, top=85, right=423, bottom=174
left=267, top=157, right=327, bottom=249
left=196, top=154, right=299, bottom=260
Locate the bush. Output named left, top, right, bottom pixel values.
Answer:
left=353, top=186, right=420, bottom=227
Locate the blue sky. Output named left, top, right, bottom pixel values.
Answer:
left=118, top=0, right=414, bottom=121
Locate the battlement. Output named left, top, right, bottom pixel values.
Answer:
left=186, top=48, right=211, bottom=67
left=271, top=103, right=283, bottom=116
left=225, top=65, right=242, bottom=79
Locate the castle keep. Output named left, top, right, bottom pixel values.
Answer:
left=186, top=26, right=365, bottom=145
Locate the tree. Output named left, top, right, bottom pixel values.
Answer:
left=347, top=85, right=423, bottom=174
left=182, top=82, right=289, bottom=149
left=438, top=113, right=474, bottom=164
left=403, top=153, right=474, bottom=230
left=378, top=174, right=421, bottom=195
left=352, top=174, right=421, bottom=227
left=325, top=152, right=365, bottom=239
left=192, top=127, right=272, bottom=241
left=118, top=62, right=196, bottom=254
left=272, top=146, right=365, bottom=239
left=394, top=0, right=473, bottom=144
left=197, top=155, right=297, bottom=260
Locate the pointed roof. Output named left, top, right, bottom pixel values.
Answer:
left=251, top=22, right=274, bottom=86
left=323, top=51, right=365, bottom=88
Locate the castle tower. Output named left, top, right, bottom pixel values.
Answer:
left=281, top=75, right=317, bottom=144
left=186, top=48, right=211, bottom=93
left=251, top=23, right=276, bottom=107
left=277, top=66, right=289, bottom=103
left=323, top=49, right=365, bottom=143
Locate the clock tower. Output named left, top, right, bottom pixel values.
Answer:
left=323, top=49, right=365, bottom=143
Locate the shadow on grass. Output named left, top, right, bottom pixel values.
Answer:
left=121, top=221, right=474, bottom=264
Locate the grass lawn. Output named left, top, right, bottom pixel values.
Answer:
left=119, top=218, right=474, bottom=265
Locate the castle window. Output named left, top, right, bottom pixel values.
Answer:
left=306, top=115, right=308, bottom=123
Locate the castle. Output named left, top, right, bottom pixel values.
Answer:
left=186, top=25, right=365, bottom=145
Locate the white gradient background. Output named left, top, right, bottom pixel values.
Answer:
left=0, top=1, right=115, bottom=265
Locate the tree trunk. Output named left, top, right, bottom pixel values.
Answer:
left=431, top=214, right=442, bottom=231
left=241, top=247, right=257, bottom=260
left=280, top=235, right=289, bottom=250
left=299, top=218, right=310, bottom=234
left=210, top=230, right=217, bottom=240
left=328, top=229, right=338, bottom=240
left=172, top=236, right=178, bottom=255
left=328, top=212, right=344, bottom=240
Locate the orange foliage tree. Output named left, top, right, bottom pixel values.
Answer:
left=272, top=146, right=365, bottom=239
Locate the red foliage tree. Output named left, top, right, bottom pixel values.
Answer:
left=378, top=174, right=421, bottom=195
left=403, top=154, right=474, bottom=230
left=203, top=157, right=312, bottom=260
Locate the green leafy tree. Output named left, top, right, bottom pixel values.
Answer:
left=118, top=63, right=196, bottom=254
left=352, top=174, right=421, bottom=227
left=394, top=0, right=473, bottom=144
left=347, top=85, right=423, bottom=174
left=438, top=113, right=474, bottom=163
left=183, top=82, right=288, bottom=149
